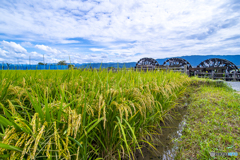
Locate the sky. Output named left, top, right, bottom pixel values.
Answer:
left=0, top=0, right=240, bottom=64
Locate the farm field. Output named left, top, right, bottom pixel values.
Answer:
left=0, top=69, right=190, bottom=159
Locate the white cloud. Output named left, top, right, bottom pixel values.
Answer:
left=21, top=42, right=33, bottom=47
left=0, top=48, right=8, bottom=61
left=0, top=41, right=68, bottom=64
left=0, top=48, right=8, bottom=58
left=1, top=41, right=27, bottom=53
left=90, top=54, right=97, bottom=57
left=0, top=0, right=240, bottom=63
left=101, top=54, right=108, bottom=59
left=34, top=44, right=82, bottom=63
left=35, top=44, right=62, bottom=55
left=90, top=48, right=104, bottom=52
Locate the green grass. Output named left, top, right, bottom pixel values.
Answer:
left=176, top=80, right=240, bottom=159
left=0, top=69, right=190, bottom=159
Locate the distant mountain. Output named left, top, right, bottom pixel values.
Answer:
left=72, top=55, right=240, bottom=69
left=72, top=62, right=136, bottom=69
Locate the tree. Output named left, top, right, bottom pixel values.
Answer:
left=68, top=64, right=75, bottom=69
left=38, top=62, right=44, bottom=65
left=57, top=60, right=67, bottom=65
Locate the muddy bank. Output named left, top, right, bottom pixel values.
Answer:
left=135, top=100, right=189, bottom=160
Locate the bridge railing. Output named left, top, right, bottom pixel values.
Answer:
left=135, top=65, right=188, bottom=74
left=188, top=66, right=240, bottom=81
left=84, top=65, right=188, bottom=74
left=191, top=71, right=240, bottom=81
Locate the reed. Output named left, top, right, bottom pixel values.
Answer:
left=0, top=69, right=190, bottom=159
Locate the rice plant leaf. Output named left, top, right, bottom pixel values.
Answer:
left=57, top=84, right=65, bottom=127
left=0, top=115, right=14, bottom=128
left=123, top=118, right=143, bottom=156
left=0, top=82, right=10, bottom=100
left=44, top=93, right=51, bottom=123
left=86, top=117, right=104, bottom=132
left=0, top=103, right=12, bottom=120
left=0, top=154, right=10, bottom=158
left=79, top=117, right=104, bottom=141
left=26, top=90, right=44, bottom=122
left=88, top=142, right=99, bottom=155
left=63, top=100, right=75, bottom=110
left=93, top=132, right=107, bottom=152
left=0, top=115, right=21, bottom=131
left=68, top=136, right=82, bottom=148
left=139, top=140, right=157, bottom=151
left=116, top=116, right=131, bottom=157
left=0, top=143, right=23, bottom=152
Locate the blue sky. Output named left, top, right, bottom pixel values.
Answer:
left=0, top=0, right=240, bottom=64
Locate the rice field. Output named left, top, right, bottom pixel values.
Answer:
left=0, top=69, right=190, bottom=159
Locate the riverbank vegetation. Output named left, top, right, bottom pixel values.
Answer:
left=176, top=79, right=240, bottom=159
left=0, top=69, right=190, bottom=159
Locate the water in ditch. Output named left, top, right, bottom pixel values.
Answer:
left=134, top=101, right=188, bottom=160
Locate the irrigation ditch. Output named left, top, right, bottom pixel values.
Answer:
left=133, top=90, right=191, bottom=160
left=133, top=79, right=238, bottom=160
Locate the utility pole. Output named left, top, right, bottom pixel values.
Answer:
left=17, top=58, right=19, bottom=70
left=29, top=56, right=31, bottom=70
left=43, top=54, right=45, bottom=69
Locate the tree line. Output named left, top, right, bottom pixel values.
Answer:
left=38, top=60, right=67, bottom=65
left=38, top=60, right=75, bottom=69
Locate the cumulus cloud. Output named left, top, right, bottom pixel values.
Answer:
left=0, top=40, right=67, bottom=64
left=1, top=41, right=27, bottom=53
left=35, top=45, right=62, bottom=55
left=0, top=0, right=240, bottom=63
left=0, top=48, right=8, bottom=57
left=0, top=41, right=40, bottom=63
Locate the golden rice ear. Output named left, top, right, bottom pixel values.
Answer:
left=103, top=102, right=107, bottom=129
left=74, top=114, right=82, bottom=139
left=76, top=146, right=80, bottom=160
left=133, top=102, right=143, bottom=116
left=15, top=133, right=28, bottom=148
left=98, top=94, right=103, bottom=120
left=124, top=101, right=133, bottom=117
left=32, top=122, right=46, bottom=158
left=21, top=137, right=34, bottom=159
left=30, top=113, right=39, bottom=135
left=46, top=138, right=52, bottom=159
left=0, top=128, right=16, bottom=153
left=128, top=101, right=136, bottom=114
left=22, top=77, right=26, bottom=88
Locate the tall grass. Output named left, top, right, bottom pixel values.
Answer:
left=0, top=69, right=190, bottom=159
